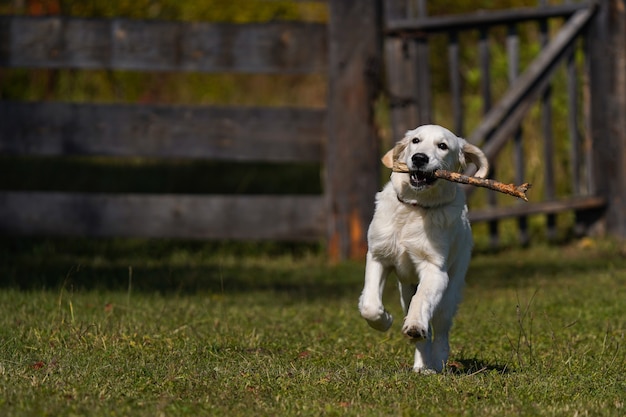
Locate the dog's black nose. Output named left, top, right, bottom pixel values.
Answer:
left=411, top=153, right=429, bottom=168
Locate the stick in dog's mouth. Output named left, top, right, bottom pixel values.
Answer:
left=393, top=161, right=532, bottom=202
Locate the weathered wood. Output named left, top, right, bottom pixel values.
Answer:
left=385, top=38, right=418, bottom=141
left=478, top=26, right=499, bottom=246
left=539, top=17, right=557, bottom=240
left=0, top=101, right=325, bottom=162
left=467, top=6, right=596, bottom=159
left=586, top=0, right=626, bottom=238
left=384, top=1, right=418, bottom=142
left=566, top=42, right=582, bottom=195
left=381, top=1, right=623, bottom=245
left=386, top=2, right=590, bottom=35
left=479, top=28, right=492, bottom=115
left=383, top=0, right=408, bottom=19
left=415, top=37, right=432, bottom=125
left=414, top=3, right=432, bottom=125
left=413, top=0, right=428, bottom=17
left=326, top=0, right=382, bottom=260
left=582, top=32, right=596, bottom=197
left=468, top=196, right=606, bottom=222
left=0, top=16, right=327, bottom=74
left=448, top=31, right=463, bottom=135
left=507, top=23, right=529, bottom=245
left=0, top=192, right=326, bottom=241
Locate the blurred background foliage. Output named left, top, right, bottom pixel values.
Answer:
left=0, top=0, right=583, bottom=246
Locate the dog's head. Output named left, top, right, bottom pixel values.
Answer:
left=382, top=125, right=489, bottom=206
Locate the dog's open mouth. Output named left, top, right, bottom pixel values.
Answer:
left=409, top=170, right=437, bottom=188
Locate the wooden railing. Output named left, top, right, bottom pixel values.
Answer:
left=0, top=1, right=384, bottom=260
left=2, top=0, right=625, bottom=255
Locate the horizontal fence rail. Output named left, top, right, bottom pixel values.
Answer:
left=385, top=3, right=589, bottom=34
left=0, top=0, right=385, bottom=259
left=0, top=192, right=326, bottom=241
left=0, top=102, right=325, bottom=162
left=0, top=14, right=330, bottom=243
left=0, top=16, right=328, bottom=74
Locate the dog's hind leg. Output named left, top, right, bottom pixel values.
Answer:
left=430, top=303, right=454, bottom=373
left=413, top=338, right=434, bottom=374
left=431, top=249, right=469, bottom=372
left=359, top=251, right=394, bottom=331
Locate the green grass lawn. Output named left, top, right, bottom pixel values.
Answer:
left=0, top=238, right=624, bottom=416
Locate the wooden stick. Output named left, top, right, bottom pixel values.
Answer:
left=392, top=162, right=532, bottom=201
left=434, top=170, right=531, bottom=201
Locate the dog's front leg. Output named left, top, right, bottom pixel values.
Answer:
left=401, top=262, right=448, bottom=340
left=358, top=251, right=393, bottom=332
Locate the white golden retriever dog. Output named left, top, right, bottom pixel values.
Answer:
left=358, top=124, right=489, bottom=373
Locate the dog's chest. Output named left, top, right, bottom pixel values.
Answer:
left=368, top=200, right=469, bottom=275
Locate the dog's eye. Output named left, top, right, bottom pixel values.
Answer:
left=438, top=143, right=448, bottom=150
left=412, top=137, right=420, bottom=144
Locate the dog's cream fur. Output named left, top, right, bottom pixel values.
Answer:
left=358, top=124, right=489, bottom=373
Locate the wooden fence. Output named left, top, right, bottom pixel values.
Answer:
left=383, top=0, right=626, bottom=245
left=2, top=0, right=625, bottom=258
left=0, top=0, right=382, bottom=260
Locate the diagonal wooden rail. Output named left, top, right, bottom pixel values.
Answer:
left=466, top=5, right=597, bottom=161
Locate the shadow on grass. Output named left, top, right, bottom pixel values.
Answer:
left=0, top=237, right=363, bottom=298
left=1, top=237, right=623, bottom=295
left=466, top=244, right=625, bottom=289
left=446, top=358, right=511, bottom=376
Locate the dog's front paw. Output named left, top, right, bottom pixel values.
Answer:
left=366, top=311, right=393, bottom=332
left=359, top=305, right=393, bottom=332
left=402, top=320, right=429, bottom=340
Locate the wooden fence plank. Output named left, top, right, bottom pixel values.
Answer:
left=467, top=6, right=595, bottom=159
left=0, top=101, right=325, bottom=162
left=0, top=16, right=327, bottom=74
left=385, top=38, right=418, bottom=141
left=415, top=36, right=432, bottom=125
left=507, top=23, right=529, bottom=245
left=448, top=31, right=463, bottom=135
left=326, top=0, right=382, bottom=260
left=384, top=0, right=418, bottom=141
left=468, top=196, right=606, bottom=222
left=0, top=192, right=326, bottom=241
left=385, top=2, right=590, bottom=35
left=539, top=17, right=557, bottom=239
left=479, top=28, right=492, bottom=115
left=477, top=26, right=499, bottom=246
left=586, top=0, right=626, bottom=238
left=566, top=43, right=582, bottom=195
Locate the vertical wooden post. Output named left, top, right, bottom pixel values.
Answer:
left=479, top=26, right=499, bottom=247
left=384, top=1, right=418, bottom=143
left=448, top=30, right=463, bottom=136
left=586, top=0, right=626, bottom=239
left=414, top=5, right=432, bottom=125
left=327, top=0, right=383, bottom=261
left=507, top=23, right=529, bottom=246
left=539, top=16, right=557, bottom=241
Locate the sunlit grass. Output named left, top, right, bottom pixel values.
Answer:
left=1, top=238, right=624, bottom=416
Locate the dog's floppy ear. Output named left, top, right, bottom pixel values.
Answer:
left=461, top=142, right=490, bottom=178
left=381, top=140, right=409, bottom=169
left=381, top=148, right=395, bottom=169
